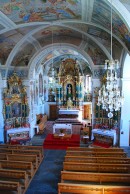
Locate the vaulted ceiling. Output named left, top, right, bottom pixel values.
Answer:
left=0, top=0, right=130, bottom=78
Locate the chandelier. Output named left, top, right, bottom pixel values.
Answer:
left=97, top=0, right=124, bottom=118
left=45, top=26, right=61, bottom=90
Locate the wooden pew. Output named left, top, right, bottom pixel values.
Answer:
left=0, top=160, right=34, bottom=178
left=6, top=154, right=38, bottom=169
left=58, top=183, right=130, bottom=194
left=67, top=147, right=124, bottom=152
left=61, top=171, right=130, bottom=185
left=0, top=144, right=44, bottom=157
left=65, top=156, right=130, bottom=164
left=0, top=153, right=7, bottom=160
left=0, top=148, right=42, bottom=162
left=0, top=169, right=29, bottom=189
left=66, top=150, right=127, bottom=157
left=63, top=162, right=130, bottom=173
left=0, top=180, right=21, bottom=194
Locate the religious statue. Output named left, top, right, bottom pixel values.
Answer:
left=67, top=97, right=73, bottom=109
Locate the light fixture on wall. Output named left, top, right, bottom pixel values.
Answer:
left=97, top=0, right=124, bottom=118
left=45, top=25, right=61, bottom=90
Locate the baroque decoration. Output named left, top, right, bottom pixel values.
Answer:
left=57, top=58, right=84, bottom=108
left=3, top=72, right=30, bottom=130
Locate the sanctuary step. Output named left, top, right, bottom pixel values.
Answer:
left=43, top=134, right=80, bottom=150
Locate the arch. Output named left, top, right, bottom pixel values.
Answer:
left=28, top=44, right=94, bottom=79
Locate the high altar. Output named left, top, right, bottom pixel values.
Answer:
left=3, top=73, right=30, bottom=143
left=56, top=58, right=84, bottom=109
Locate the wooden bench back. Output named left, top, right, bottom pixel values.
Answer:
left=7, top=154, right=38, bottom=168
left=0, top=153, right=7, bottom=160
left=0, top=148, right=42, bottom=161
left=61, top=171, right=130, bottom=185
left=63, top=162, right=130, bottom=173
left=58, top=183, right=130, bottom=194
left=66, top=150, right=127, bottom=157
left=0, top=160, right=34, bottom=177
left=65, top=156, right=130, bottom=164
left=0, top=169, right=28, bottom=188
left=67, top=147, right=124, bottom=152
left=0, top=180, right=21, bottom=194
left=0, top=144, right=43, bottom=156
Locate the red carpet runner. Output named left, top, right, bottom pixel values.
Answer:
left=43, top=134, right=80, bottom=150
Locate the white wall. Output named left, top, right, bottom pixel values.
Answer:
left=120, top=54, right=130, bottom=146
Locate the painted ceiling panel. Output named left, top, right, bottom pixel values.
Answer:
left=65, top=22, right=123, bottom=52
left=0, top=0, right=129, bottom=71
left=11, top=42, right=36, bottom=66
left=33, top=26, right=82, bottom=47
left=92, top=0, right=130, bottom=51
left=38, top=34, right=81, bottom=47
left=119, top=0, right=130, bottom=12
left=0, top=0, right=81, bottom=24
left=0, top=24, right=5, bottom=30
left=84, top=39, right=107, bottom=66
left=87, top=25, right=123, bottom=60
left=0, top=30, right=23, bottom=65
left=17, top=25, right=43, bottom=35
left=33, top=26, right=82, bottom=39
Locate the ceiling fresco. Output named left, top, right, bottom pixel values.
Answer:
left=0, top=24, right=5, bottom=30
left=0, top=29, right=27, bottom=65
left=33, top=26, right=78, bottom=40
left=11, top=42, right=36, bottom=66
left=84, top=40, right=107, bottom=66
left=65, top=22, right=123, bottom=53
left=0, top=0, right=81, bottom=24
left=119, top=0, right=130, bottom=12
left=92, top=0, right=130, bottom=51
left=0, top=0, right=130, bottom=77
left=33, top=26, right=82, bottom=47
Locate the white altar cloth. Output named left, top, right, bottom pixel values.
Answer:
left=59, top=109, right=79, bottom=115
left=6, top=127, right=30, bottom=134
left=91, top=129, right=117, bottom=145
left=53, top=123, right=72, bottom=134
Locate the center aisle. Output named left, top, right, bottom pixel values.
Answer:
left=25, top=149, right=66, bottom=194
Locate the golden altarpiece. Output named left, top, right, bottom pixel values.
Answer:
left=3, top=73, right=30, bottom=143
left=56, top=58, right=84, bottom=108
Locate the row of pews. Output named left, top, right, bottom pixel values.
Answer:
left=58, top=146, right=130, bottom=194
left=0, top=144, right=44, bottom=194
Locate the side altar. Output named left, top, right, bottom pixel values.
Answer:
left=91, top=129, right=117, bottom=146
left=3, top=72, right=30, bottom=143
